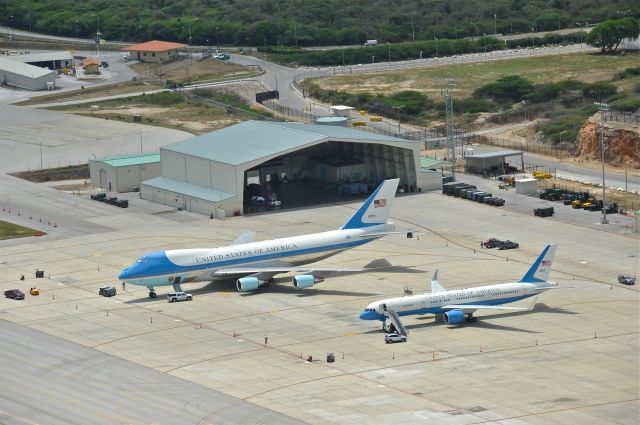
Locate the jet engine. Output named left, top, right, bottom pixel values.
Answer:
left=443, top=310, right=466, bottom=325
left=292, top=275, right=324, bottom=289
left=236, top=277, right=269, bottom=292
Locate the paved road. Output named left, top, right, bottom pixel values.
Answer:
left=0, top=319, right=304, bottom=425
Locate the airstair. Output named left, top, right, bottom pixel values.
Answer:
left=385, top=309, right=408, bottom=336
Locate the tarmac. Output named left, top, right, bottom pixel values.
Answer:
left=0, top=187, right=638, bottom=424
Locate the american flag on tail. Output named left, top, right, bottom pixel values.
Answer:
left=374, top=199, right=387, bottom=208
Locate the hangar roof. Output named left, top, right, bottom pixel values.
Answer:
left=6, top=51, right=73, bottom=63
left=0, top=57, right=57, bottom=78
left=162, top=120, right=409, bottom=166
left=465, top=150, right=523, bottom=159
left=142, top=177, right=235, bottom=202
left=98, top=153, right=160, bottom=167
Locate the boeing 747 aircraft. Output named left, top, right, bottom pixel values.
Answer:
left=360, top=244, right=558, bottom=332
left=119, top=179, right=401, bottom=297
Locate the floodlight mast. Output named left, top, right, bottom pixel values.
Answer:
left=444, top=79, right=458, bottom=180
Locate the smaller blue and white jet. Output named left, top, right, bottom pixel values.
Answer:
left=360, top=244, right=558, bottom=330
left=119, top=179, right=403, bottom=298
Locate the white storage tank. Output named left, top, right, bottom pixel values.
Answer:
left=315, top=116, right=349, bottom=127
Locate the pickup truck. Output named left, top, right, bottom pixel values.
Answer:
left=167, top=291, right=193, bottom=302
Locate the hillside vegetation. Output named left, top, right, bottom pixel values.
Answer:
left=0, top=0, right=637, bottom=46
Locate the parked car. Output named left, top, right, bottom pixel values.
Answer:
left=214, top=53, right=230, bottom=60
left=167, top=291, right=193, bottom=302
left=4, top=289, right=25, bottom=300
left=384, top=333, right=407, bottom=344
left=99, top=286, right=117, bottom=297
left=483, top=238, right=502, bottom=249
left=498, top=240, right=519, bottom=250
left=618, top=275, right=636, bottom=285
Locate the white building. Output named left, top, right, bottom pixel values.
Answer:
left=0, top=57, right=57, bottom=90
left=141, top=120, right=441, bottom=216
left=89, top=153, right=161, bottom=193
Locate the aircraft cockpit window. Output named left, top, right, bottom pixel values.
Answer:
left=136, top=258, right=147, bottom=263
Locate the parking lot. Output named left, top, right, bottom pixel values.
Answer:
left=1, top=188, right=637, bottom=424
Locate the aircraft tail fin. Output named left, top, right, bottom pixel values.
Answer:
left=341, top=179, right=400, bottom=230
left=430, top=269, right=447, bottom=293
left=518, top=244, right=557, bottom=284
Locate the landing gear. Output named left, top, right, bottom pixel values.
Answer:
left=381, top=320, right=387, bottom=332
left=148, top=287, right=157, bottom=298
left=465, top=314, right=478, bottom=323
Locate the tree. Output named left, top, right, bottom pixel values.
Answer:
left=586, top=17, right=639, bottom=53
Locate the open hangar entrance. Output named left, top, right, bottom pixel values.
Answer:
left=243, top=141, right=416, bottom=213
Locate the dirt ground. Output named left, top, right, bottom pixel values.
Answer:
left=130, top=57, right=260, bottom=83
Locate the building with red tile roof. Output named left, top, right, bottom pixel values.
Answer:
left=123, top=40, right=187, bottom=63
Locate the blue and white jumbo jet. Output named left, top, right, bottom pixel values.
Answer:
left=119, top=179, right=402, bottom=298
left=360, top=244, right=558, bottom=330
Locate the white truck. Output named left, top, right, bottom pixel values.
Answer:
left=363, top=39, right=378, bottom=46
left=167, top=291, right=193, bottom=302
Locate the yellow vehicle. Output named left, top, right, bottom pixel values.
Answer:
left=359, top=109, right=366, bottom=116
left=571, top=200, right=583, bottom=209
left=352, top=121, right=366, bottom=127
left=369, top=116, right=382, bottom=122
left=30, top=288, right=40, bottom=296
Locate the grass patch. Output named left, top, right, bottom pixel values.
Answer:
left=11, top=164, right=89, bottom=182
left=14, top=81, right=163, bottom=106
left=0, top=220, right=44, bottom=240
left=312, top=52, right=640, bottom=100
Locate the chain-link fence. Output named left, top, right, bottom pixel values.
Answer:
left=475, top=134, right=570, bottom=158
left=537, top=179, right=638, bottom=213
left=603, top=110, right=640, bottom=125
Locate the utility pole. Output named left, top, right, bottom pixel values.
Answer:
left=494, top=13, right=497, bottom=35
left=39, top=140, right=43, bottom=170
left=594, top=102, right=609, bottom=224
left=410, top=15, right=415, bottom=41
left=139, top=128, right=143, bottom=154
left=444, top=79, right=458, bottom=180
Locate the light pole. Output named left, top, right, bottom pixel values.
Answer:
left=392, top=106, right=402, bottom=133
left=410, top=15, right=415, bottom=41
left=444, top=79, right=458, bottom=179
left=188, top=17, right=199, bottom=47
left=482, top=33, right=487, bottom=53
left=494, top=13, right=497, bottom=35
left=521, top=100, right=527, bottom=121
left=371, top=55, right=374, bottom=64
left=434, top=37, right=438, bottom=57
left=594, top=102, right=610, bottom=224
left=387, top=42, right=390, bottom=62
left=75, top=19, right=79, bottom=46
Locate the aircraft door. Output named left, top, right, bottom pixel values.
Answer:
left=382, top=303, right=387, bottom=311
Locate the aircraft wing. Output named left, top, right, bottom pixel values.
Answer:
left=228, top=231, right=256, bottom=246
left=442, top=304, right=530, bottom=314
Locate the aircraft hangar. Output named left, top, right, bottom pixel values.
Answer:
left=141, top=120, right=441, bottom=215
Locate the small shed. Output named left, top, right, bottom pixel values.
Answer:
left=330, top=105, right=354, bottom=117
left=89, top=153, right=161, bottom=193
left=464, top=150, right=524, bottom=177
left=82, top=58, right=100, bottom=75
left=515, top=178, right=538, bottom=195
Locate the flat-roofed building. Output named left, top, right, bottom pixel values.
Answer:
left=89, top=153, right=161, bottom=193
left=6, top=51, right=73, bottom=70
left=0, top=57, right=57, bottom=90
left=123, top=40, right=187, bottom=63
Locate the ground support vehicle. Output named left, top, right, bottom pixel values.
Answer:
left=498, top=240, right=519, bottom=250
left=5, top=289, right=25, bottom=300
left=618, top=275, right=636, bottom=285
left=167, top=291, right=193, bottom=302
left=99, top=286, right=117, bottom=297
left=385, top=333, right=407, bottom=344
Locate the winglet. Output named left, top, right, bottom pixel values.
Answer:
left=518, top=244, right=557, bottom=283
left=431, top=269, right=446, bottom=293
left=341, top=179, right=400, bottom=230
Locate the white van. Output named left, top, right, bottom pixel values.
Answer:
left=363, top=39, right=378, bottom=47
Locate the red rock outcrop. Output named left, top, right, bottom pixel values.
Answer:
left=576, top=113, right=640, bottom=168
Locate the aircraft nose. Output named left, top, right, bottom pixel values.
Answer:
left=118, top=268, right=128, bottom=280
left=359, top=310, right=374, bottom=320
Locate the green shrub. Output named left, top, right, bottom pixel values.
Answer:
left=474, top=75, right=534, bottom=104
